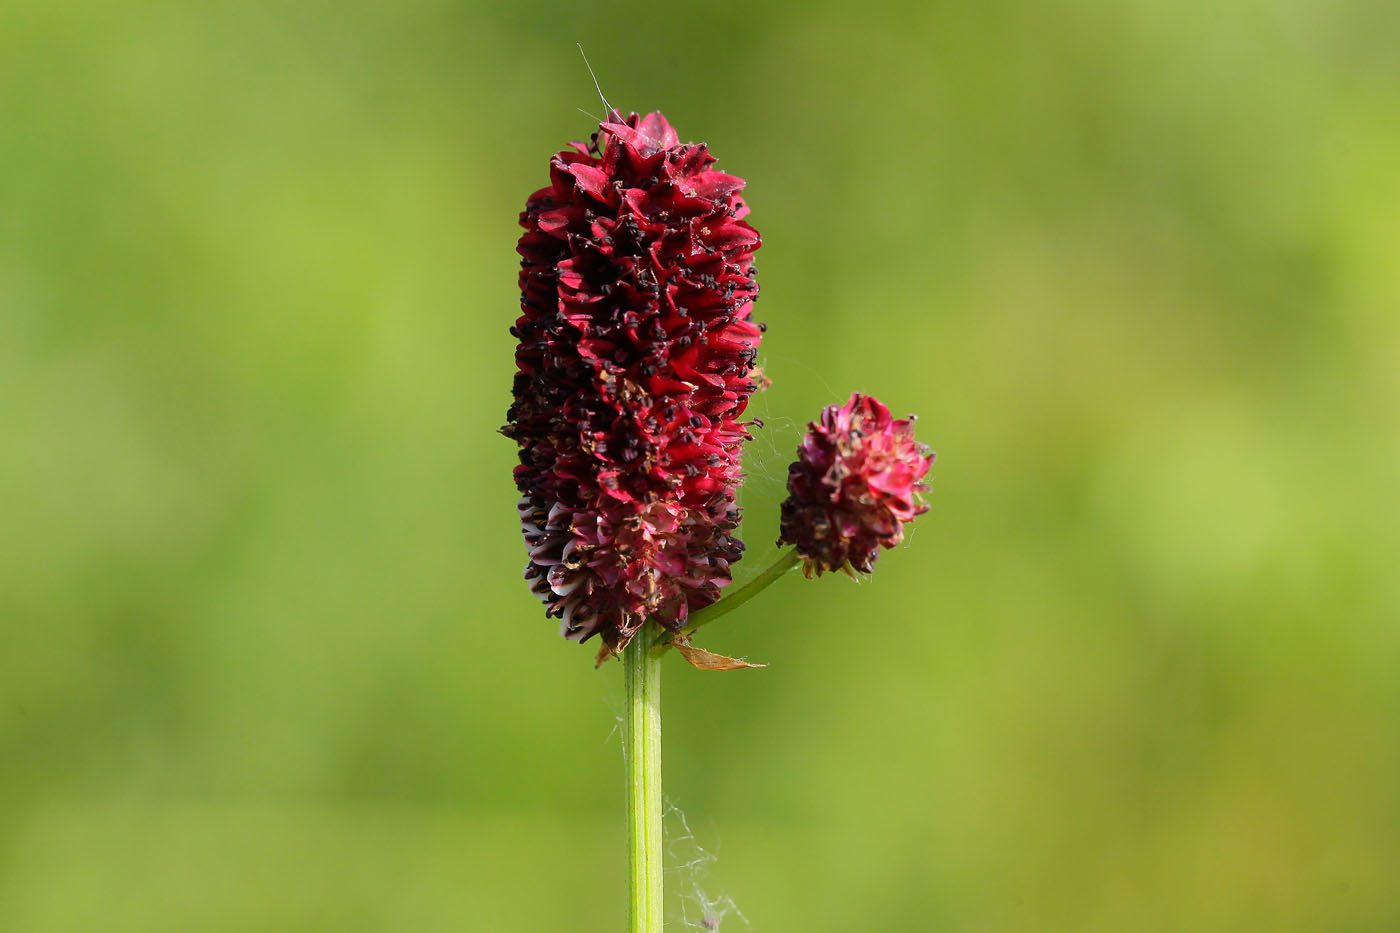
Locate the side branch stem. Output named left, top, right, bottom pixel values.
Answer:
left=654, top=549, right=800, bottom=656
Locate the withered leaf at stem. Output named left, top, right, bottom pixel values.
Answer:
left=669, top=636, right=767, bottom=672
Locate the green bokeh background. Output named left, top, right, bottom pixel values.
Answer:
left=3, top=1, right=1399, bottom=930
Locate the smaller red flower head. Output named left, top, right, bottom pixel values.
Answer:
left=778, top=393, right=934, bottom=576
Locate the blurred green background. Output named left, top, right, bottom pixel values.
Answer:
left=3, top=0, right=1399, bottom=930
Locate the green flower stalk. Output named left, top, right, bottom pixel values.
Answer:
left=624, top=628, right=663, bottom=932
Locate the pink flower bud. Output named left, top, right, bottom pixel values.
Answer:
left=778, top=393, right=934, bottom=576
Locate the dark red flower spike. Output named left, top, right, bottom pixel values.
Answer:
left=503, top=111, right=763, bottom=660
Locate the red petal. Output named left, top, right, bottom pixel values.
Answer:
left=568, top=163, right=615, bottom=204
left=685, top=172, right=745, bottom=200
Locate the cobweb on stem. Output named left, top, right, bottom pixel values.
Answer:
left=665, top=802, right=750, bottom=931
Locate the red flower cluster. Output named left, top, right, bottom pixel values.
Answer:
left=778, top=393, right=933, bottom=576
left=503, top=112, right=763, bottom=659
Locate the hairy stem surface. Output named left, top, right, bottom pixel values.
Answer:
left=624, top=627, right=664, bottom=932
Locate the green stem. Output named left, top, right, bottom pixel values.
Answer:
left=624, top=627, right=663, bottom=932
left=655, top=548, right=801, bottom=655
